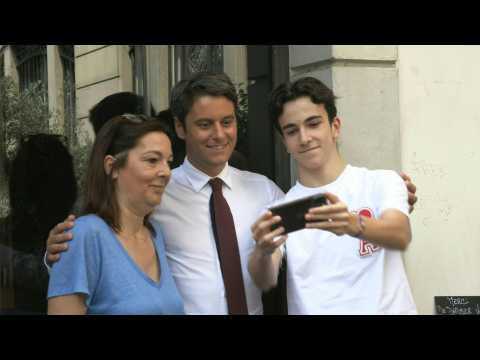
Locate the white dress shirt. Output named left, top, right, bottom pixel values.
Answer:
left=151, top=158, right=285, bottom=315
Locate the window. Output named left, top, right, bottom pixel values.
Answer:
left=173, top=45, right=224, bottom=82
left=169, top=45, right=224, bottom=110
left=13, top=45, right=48, bottom=97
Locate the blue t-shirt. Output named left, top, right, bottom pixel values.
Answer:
left=47, top=214, right=185, bottom=315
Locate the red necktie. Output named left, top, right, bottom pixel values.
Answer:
left=209, top=178, right=248, bottom=315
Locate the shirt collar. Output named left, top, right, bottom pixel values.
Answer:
left=295, top=164, right=352, bottom=192
left=181, top=157, right=233, bottom=193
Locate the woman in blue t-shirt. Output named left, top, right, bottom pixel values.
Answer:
left=47, top=114, right=184, bottom=315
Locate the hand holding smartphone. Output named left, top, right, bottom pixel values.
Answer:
left=269, top=193, right=327, bottom=234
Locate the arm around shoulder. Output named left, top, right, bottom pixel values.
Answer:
left=352, top=209, right=411, bottom=251
left=360, top=170, right=412, bottom=250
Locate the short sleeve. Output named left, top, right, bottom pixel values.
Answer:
left=47, top=217, right=101, bottom=306
left=373, top=170, right=410, bottom=217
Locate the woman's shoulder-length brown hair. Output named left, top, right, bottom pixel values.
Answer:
left=82, top=114, right=172, bottom=234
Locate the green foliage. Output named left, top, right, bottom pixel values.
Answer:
left=0, top=76, right=93, bottom=216
left=69, top=124, right=93, bottom=211
left=62, top=74, right=94, bottom=209
left=0, top=77, right=53, bottom=217
left=0, top=77, right=51, bottom=162
left=235, top=82, right=249, bottom=156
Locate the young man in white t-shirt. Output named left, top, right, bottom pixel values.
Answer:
left=248, top=77, right=417, bottom=315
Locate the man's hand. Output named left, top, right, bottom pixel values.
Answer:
left=250, top=211, right=287, bottom=256
left=305, top=192, right=360, bottom=236
left=46, top=214, right=75, bottom=264
left=248, top=211, right=286, bottom=291
left=399, top=172, right=417, bottom=213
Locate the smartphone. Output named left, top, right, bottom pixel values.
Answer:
left=269, top=193, right=328, bottom=234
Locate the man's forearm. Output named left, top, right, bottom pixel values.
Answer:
left=248, top=247, right=283, bottom=291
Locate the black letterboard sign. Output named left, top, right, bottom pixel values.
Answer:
left=435, top=296, right=480, bottom=315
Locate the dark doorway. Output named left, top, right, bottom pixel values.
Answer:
left=247, top=45, right=290, bottom=191
left=247, top=45, right=290, bottom=315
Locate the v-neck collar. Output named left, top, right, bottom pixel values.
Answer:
left=107, top=226, right=164, bottom=288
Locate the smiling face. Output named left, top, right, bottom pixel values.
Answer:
left=175, top=95, right=237, bottom=177
left=279, top=97, right=341, bottom=173
left=112, top=131, right=173, bottom=214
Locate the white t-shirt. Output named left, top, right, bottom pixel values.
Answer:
left=282, top=165, right=417, bottom=315
left=151, top=158, right=285, bottom=315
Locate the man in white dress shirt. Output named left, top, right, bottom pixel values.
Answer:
left=151, top=73, right=285, bottom=314
left=45, top=72, right=418, bottom=315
